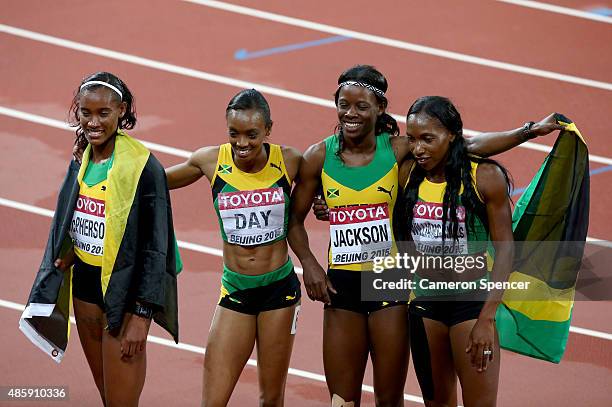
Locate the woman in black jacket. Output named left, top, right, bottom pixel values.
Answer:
left=20, top=72, right=179, bottom=407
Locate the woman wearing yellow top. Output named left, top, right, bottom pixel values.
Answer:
left=166, top=89, right=301, bottom=406
left=400, top=96, right=513, bottom=406
left=289, top=65, right=564, bottom=407
left=21, top=72, right=179, bottom=407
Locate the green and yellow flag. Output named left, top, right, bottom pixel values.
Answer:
left=496, top=114, right=589, bottom=363
left=20, top=132, right=180, bottom=362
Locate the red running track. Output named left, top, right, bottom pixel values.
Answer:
left=0, top=1, right=611, bottom=406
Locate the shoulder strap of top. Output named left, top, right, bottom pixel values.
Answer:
left=211, top=143, right=231, bottom=185
left=324, top=134, right=338, bottom=159
left=404, top=161, right=417, bottom=190
left=470, top=161, right=485, bottom=203
left=270, top=144, right=292, bottom=184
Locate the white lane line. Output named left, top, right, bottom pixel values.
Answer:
left=3, top=103, right=612, bottom=167
left=0, top=106, right=191, bottom=159
left=0, top=196, right=303, bottom=274
left=586, top=237, right=612, bottom=249
left=496, top=0, right=612, bottom=24
left=0, top=299, right=425, bottom=403
left=2, top=196, right=612, bottom=339
left=2, top=25, right=612, bottom=165
left=2, top=289, right=611, bottom=402
left=515, top=139, right=612, bottom=166
left=569, top=325, right=612, bottom=341
left=0, top=24, right=335, bottom=110
left=182, top=1, right=612, bottom=91
left=4, top=105, right=612, bottom=251
left=0, top=197, right=55, bottom=218
left=1, top=20, right=612, bottom=98
left=517, top=140, right=612, bottom=166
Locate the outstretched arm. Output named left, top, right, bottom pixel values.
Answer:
left=310, top=108, right=556, bottom=220
left=287, top=142, right=336, bottom=303
left=165, top=146, right=218, bottom=190
left=466, top=113, right=564, bottom=157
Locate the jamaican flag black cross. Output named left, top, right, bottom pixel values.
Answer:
left=496, top=114, right=589, bottom=363
left=19, top=132, right=180, bottom=362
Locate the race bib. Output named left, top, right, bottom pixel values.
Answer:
left=70, top=194, right=106, bottom=257
left=329, top=203, right=392, bottom=264
left=411, top=201, right=468, bottom=255
left=218, top=187, right=286, bottom=246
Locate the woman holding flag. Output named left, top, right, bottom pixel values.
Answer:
left=399, top=96, right=513, bottom=406
left=289, top=65, right=565, bottom=407
left=20, top=72, right=179, bottom=407
left=397, top=97, right=586, bottom=406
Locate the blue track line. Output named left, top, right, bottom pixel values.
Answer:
left=234, top=35, right=351, bottom=60
left=586, top=7, right=612, bottom=17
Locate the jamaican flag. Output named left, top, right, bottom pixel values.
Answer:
left=19, top=132, right=179, bottom=362
left=496, top=114, right=589, bottom=363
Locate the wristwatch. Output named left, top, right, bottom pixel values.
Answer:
left=132, top=302, right=153, bottom=319
left=523, top=121, right=536, bottom=140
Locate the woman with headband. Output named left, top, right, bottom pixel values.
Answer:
left=165, top=89, right=302, bottom=406
left=288, top=65, right=563, bottom=406
left=20, top=72, right=179, bottom=407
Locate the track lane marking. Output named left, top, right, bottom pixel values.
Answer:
left=1, top=290, right=610, bottom=406
left=181, top=0, right=612, bottom=90
left=0, top=196, right=298, bottom=273
left=234, top=35, right=351, bottom=60
left=496, top=0, right=612, bottom=24
left=0, top=298, right=426, bottom=404
left=2, top=195, right=612, bottom=311
left=0, top=24, right=336, bottom=109
left=0, top=7, right=609, bottom=402
left=1, top=25, right=611, bottom=164
left=3, top=104, right=612, bottom=168
left=0, top=106, right=191, bottom=159
left=512, top=165, right=612, bottom=196
left=1, top=21, right=611, bottom=98
left=1, top=108, right=611, bottom=246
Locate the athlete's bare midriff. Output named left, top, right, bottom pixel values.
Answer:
left=222, top=238, right=290, bottom=275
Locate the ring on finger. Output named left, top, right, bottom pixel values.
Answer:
left=483, top=349, right=493, bottom=356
